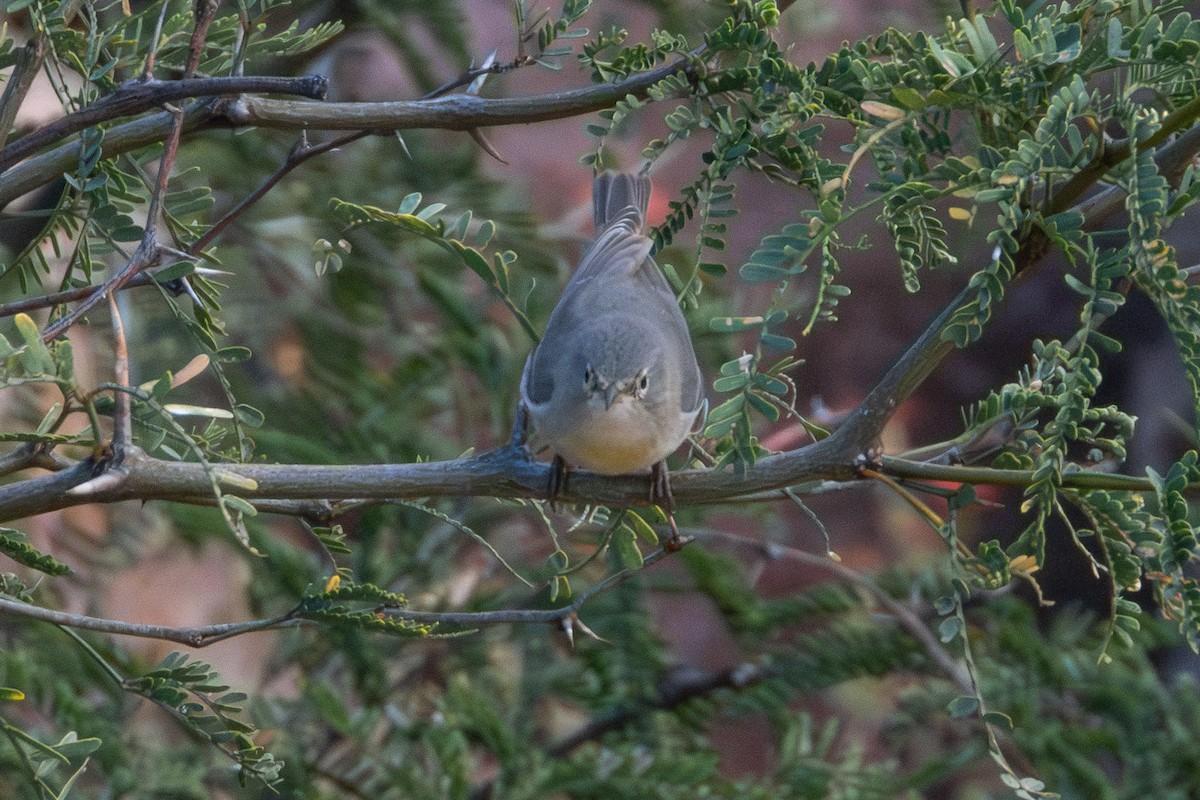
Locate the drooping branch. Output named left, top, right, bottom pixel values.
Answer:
left=467, top=528, right=970, bottom=800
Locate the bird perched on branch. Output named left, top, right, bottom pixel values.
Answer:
left=520, top=171, right=705, bottom=537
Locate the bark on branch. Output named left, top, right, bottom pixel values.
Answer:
left=0, top=57, right=695, bottom=209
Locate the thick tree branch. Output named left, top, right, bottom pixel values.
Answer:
left=0, top=443, right=833, bottom=523
left=0, top=101, right=215, bottom=210
left=0, top=55, right=698, bottom=209
left=0, top=75, right=327, bottom=174
left=4, top=115, right=1199, bottom=518
left=220, top=65, right=685, bottom=131
left=2, top=51, right=1198, bottom=527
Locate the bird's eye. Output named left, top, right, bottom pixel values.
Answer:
left=638, top=373, right=649, bottom=391
left=583, top=365, right=593, bottom=384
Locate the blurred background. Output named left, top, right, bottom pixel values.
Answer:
left=1, top=1, right=1198, bottom=798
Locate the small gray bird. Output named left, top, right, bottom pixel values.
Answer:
left=520, top=172, right=704, bottom=511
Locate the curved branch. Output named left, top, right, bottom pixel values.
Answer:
left=0, top=101, right=218, bottom=209
left=0, top=56, right=698, bottom=209
left=2, top=73, right=1198, bottom=527
left=4, top=114, right=1200, bottom=520
left=0, top=439, right=849, bottom=524
left=697, top=528, right=972, bottom=693
left=0, top=75, right=328, bottom=174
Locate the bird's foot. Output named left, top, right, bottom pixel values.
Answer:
left=548, top=454, right=569, bottom=512
left=650, top=460, right=687, bottom=552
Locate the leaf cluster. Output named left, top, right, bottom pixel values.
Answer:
left=0, top=0, right=1199, bottom=798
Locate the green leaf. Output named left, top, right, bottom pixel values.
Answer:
left=234, top=404, right=265, bottom=427
left=612, top=527, right=644, bottom=571
left=947, top=695, right=979, bottom=718
left=222, top=495, right=258, bottom=517
left=712, top=373, right=750, bottom=392
left=710, top=315, right=764, bottom=332
left=760, top=332, right=796, bottom=350
left=13, top=313, right=54, bottom=375
left=706, top=393, right=746, bottom=422
left=0, top=528, right=72, bottom=575
left=215, top=346, right=253, bottom=363
left=626, top=510, right=659, bottom=546
left=151, top=261, right=197, bottom=283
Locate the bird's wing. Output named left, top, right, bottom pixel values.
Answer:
left=526, top=172, right=703, bottom=416
left=520, top=347, right=554, bottom=407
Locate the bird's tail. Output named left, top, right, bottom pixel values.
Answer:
left=592, top=171, right=650, bottom=232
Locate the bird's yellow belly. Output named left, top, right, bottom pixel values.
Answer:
left=553, top=411, right=667, bottom=474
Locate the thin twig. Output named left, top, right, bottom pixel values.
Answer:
left=40, top=238, right=163, bottom=341
left=183, top=1, right=219, bottom=78
left=108, top=293, right=132, bottom=449
left=0, top=443, right=73, bottom=477
left=38, top=1, right=220, bottom=343
left=425, top=54, right=533, bottom=100
left=387, top=544, right=674, bottom=626
left=694, top=528, right=973, bottom=694
left=0, top=543, right=671, bottom=646
left=0, top=595, right=301, bottom=646
left=141, top=0, right=173, bottom=80
left=190, top=130, right=369, bottom=255
left=0, top=270, right=164, bottom=319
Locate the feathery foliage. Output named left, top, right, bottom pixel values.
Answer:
left=0, top=0, right=1199, bottom=798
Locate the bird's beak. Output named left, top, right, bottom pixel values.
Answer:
left=603, top=383, right=620, bottom=410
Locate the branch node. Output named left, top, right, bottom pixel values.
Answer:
left=66, top=466, right=129, bottom=496
left=65, top=444, right=130, bottom=496
left=853, top=448, right=883, bottom=477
